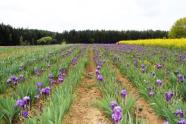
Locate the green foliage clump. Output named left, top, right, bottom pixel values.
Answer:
left=37, top=36, right=53, bottom=45
left=169, top=17, right=186, bottom=38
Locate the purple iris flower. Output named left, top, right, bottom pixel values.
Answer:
left=148, top=91, right=154, bottom=96
left=141, top=68, right=145, bottom=73
left=58, top=76, right=63, bottom=82
left=16, top=99, right=25, bottom=108
left=40, top=88, right=46, bottom=94
left=121, top=89, right=127, bottom=98
left=21, top=110, right=28, bottom=118
left=110, top=101, right=117, bottom=110
left=23, top=96, right=30, bottom=104
left=147, top=86, right=154, bottom=96
left=97, top=74, right=103, bottom=81
left=36, top=82, right=43, bottom=88
left=111, top=106, right=122, bottom=124
left=11, top=75, right=18, bottom=82
left=71, top=57, right=77, bottom=64
left=96, top=65, right=101, bottom=70
left=156, top=64, right=162, bottom=69
left=40, top=87, right=50, bottom=96
left=6, top=78, right=11, bottom=84
left=49, top=79, right=57, bottom=85
left=156, top=79, right=162, bottom=86
left=13, top=81, right=18, bottom=85
left=177, top=118, right=186, bottom=124
left=58, top=72, right=63, bottom=77
left=163, top=121, right=169, bottom=124
left=95, top=69, right=100, bottom=75
left=165, top=91, right=173, bottom=102
left=177, top=74, right=184, bottom=83
left=175, top=109, right=184, bottom=118
left=48, top=73, right=54, bottom=79
left=141, top=64, right=145, bottom=69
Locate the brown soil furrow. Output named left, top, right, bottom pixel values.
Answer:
left=62, top=48, right=111, bottom=124
left=114, top=66, right=163, bottom=124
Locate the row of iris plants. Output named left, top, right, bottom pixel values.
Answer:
left=93, top=46, right=145, bottom=124
left=24, top=46, right=88, bottom=124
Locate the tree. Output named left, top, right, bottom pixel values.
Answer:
left=169, top=17, right=186, bottom=38
left=37, top=36, right=53, bottom=45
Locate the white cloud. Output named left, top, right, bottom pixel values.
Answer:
left=0, top=0, right=185, bottom=32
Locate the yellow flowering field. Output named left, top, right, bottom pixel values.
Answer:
left=118, top=38, right=186, bottom=49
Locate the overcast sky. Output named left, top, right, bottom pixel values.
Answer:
left=0, top=0, right=185, bottom=32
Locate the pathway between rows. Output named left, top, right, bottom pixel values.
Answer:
left=62, top=47, right=111, bottom=124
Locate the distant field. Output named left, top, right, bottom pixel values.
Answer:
left=0, top=45, right=64, bottom=60
left=119, top=38, right=186, bottom=49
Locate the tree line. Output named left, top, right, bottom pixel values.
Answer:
left=0, top=23, right=168, bottom=45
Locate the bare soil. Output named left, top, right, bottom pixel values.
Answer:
left=62, top=48, right=111, bottom=124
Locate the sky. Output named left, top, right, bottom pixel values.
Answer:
left=0, top=0, right=185, bottom=32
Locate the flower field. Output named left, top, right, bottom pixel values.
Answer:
left=0, top=44, right=186, bottom=124
left=118, top=39, right=186, bottom=49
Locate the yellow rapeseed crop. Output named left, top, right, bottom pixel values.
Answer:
left=118, top=39, right=186, bottom=49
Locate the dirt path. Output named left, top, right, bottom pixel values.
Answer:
left=114, top=65, right=163, bottom=124
left=62, top=47, right=111, bottom=124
